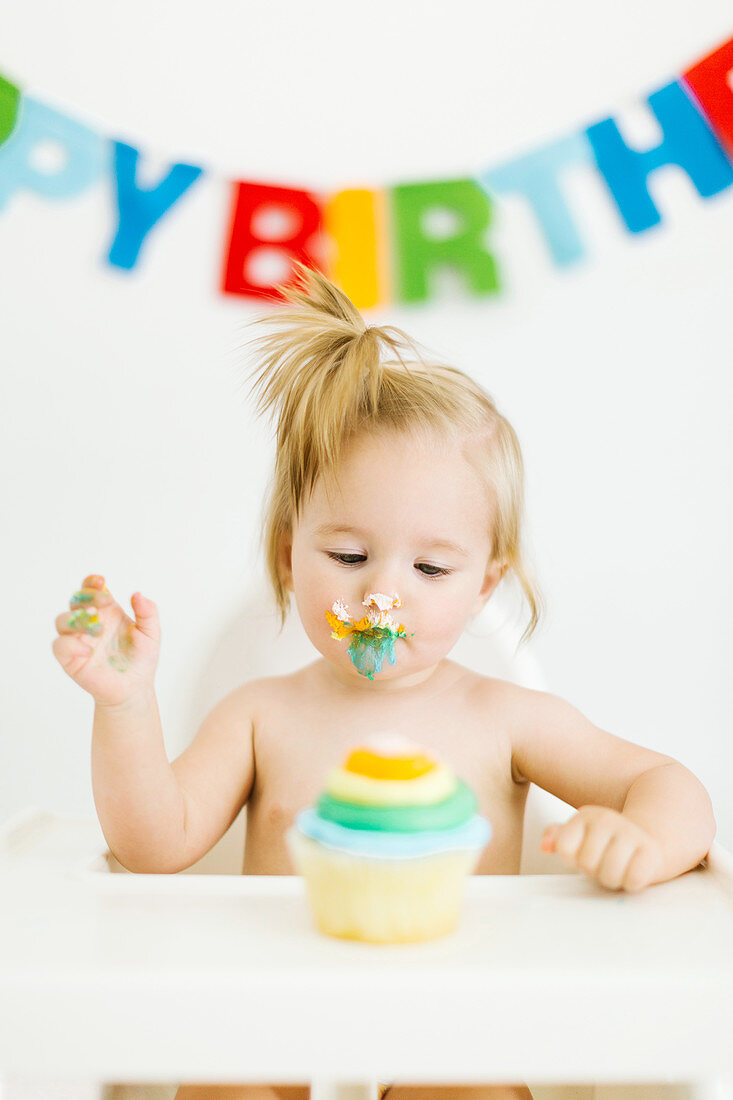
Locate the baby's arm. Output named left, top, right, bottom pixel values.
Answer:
left=94, top=683, right=256, bottom=873
left=505, top=686, right=716, bottom=892
left=54, top=576, right=256, bottom=873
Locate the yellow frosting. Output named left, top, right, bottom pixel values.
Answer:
left=325, top=762, right=457, bottom=806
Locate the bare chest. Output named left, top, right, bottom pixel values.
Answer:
left=241, top=665, right=529, bottom=876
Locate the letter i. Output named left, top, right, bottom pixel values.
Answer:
left=323, top=187, right=391, bottom=309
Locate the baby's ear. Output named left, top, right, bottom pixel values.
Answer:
left=471, top=559, right=507, bottom=616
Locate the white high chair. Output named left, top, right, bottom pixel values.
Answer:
left=1, top=581, right=731, bottom=1100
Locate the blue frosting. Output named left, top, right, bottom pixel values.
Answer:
left=346, top=627, right=405, bottom=679
left=294, top=807, right=491, bottom=859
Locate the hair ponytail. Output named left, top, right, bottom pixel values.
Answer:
left=245, top=261, right=428, bottom=506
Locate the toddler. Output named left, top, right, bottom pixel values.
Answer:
left=53, top=263, right=716, bottom=1100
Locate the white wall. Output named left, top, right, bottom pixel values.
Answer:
left=1, top=0, right=731, bottom=848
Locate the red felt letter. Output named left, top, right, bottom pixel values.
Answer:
left=221, top=181, right=325, bottom=300
left=684, top=37, right=733, bottom=157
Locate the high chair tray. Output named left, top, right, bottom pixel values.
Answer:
left=1, top=807, right=732, bottom=1085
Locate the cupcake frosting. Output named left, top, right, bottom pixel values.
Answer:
left=295, top=734, right=491, bottom=859
left=326, top=593, right=411, bottom=679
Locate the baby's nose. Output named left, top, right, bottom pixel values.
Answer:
left=362, top=591, right=402, bottom=612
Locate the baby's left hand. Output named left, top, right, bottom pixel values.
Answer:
left=541, top=806, right=665, bottom=892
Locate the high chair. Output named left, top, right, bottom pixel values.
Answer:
left=1, top=583, right=731, bottom=1100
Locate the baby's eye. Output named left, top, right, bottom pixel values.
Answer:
left=327, top=552, right=366, bottom=566
left=416, top=563, right=452, bottom=577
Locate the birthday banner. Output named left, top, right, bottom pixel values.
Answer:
left=1, top=34, right=732, bottom=309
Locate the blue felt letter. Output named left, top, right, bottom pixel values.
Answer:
left=0, top=97, right=104, bottom=210
left=480, top=132, right=595, bottom=266
left=585, top=80, right=733, bottom=233
left=107, top=141, right=203, bottom=270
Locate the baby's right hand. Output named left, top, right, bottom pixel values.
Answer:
left=52, top=575, right=161, bottom=708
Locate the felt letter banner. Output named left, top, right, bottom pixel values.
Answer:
left=1, top=32, right=733, bottom=306
left=390, top=179, right=500, bottom=302
left=0, top=74, right=20, bottom=147
left=586, top=80, right=733, bottom=234
left=479, top=132, right=595, bottom=267
left=323, top=187, right=390, bottom=310
left=221, top=181, right=324, bottom=299
left=684, top=38, right=733, bottom=157
left=0, top=96, right=104, bottom=211
left=107, top=141, right=204, bottom=269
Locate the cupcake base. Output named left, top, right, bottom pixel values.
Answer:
left=287, top=828, right=481, bottom=943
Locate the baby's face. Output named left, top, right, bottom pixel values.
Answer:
left=283, top=427, right=504, bottom=690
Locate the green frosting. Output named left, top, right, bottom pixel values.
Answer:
left=317, top=779, right=477, bottom=833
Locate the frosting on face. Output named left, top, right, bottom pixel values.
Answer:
left=325, top=592, right=410, bottom=679
left=294, top=735, right=491, bottom=859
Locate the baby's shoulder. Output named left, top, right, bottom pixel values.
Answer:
left=229, top=661, right=321, bottom=711
left=212, top=668, right=315, bottom=763
left=448, top=661, right=542, bottom=714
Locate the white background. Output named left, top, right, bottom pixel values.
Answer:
left=1, top=1, right=731, bottom=848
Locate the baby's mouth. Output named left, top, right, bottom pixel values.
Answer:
left=326, top=593, right=410, bottom=680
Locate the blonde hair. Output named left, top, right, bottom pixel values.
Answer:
left=242, top=261, right=543, bottom=645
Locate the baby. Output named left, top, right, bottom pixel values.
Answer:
left=53, top=263, right=716, bottom=1100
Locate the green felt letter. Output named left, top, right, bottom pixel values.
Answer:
left=0, top=73, right=20, bottom=147
left=390, top=178, right=500, bottom=302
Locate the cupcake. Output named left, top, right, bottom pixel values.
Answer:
left=286, top=734, right=491, bottom=943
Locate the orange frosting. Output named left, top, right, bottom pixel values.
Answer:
left=344, top=748, right=435, bottom=781
left=326, top=609, right=406, bottom=639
